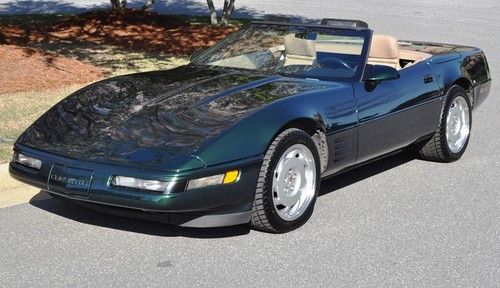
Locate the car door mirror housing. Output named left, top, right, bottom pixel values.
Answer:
left=363, top=64, right=400, bottom=82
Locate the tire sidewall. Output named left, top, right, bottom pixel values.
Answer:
left=441, top=86, right=472, bottom=160
left=261, top=129, right=321, bottom=232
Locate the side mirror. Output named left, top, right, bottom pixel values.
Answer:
left=363, top=64, right=400, bottom=82
left=190, top=49, right=205, bottom=62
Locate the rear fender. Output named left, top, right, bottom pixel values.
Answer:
left=429, top=49, right=491, bottom=108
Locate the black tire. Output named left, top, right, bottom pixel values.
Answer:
left=250, top=128, right=321, bottom=233
left=419, top=86, right=472, bottom=162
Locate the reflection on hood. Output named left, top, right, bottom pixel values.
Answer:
left=18, top=66, right=329, bottom=168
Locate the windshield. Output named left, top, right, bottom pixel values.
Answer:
left=192, top=24, right=371, bottom=82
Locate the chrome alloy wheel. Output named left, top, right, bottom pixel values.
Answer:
left=446, top=96, right=470, bottom=153
left=271, top=144, right=316, bottom=221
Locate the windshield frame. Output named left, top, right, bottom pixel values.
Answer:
left=191, top=22, right=373, bottom=82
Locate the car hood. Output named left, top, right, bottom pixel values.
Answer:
left=17, top=65, right=331, bottom=170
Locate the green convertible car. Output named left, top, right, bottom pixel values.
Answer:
left=10, top=19, right=491, bottom=233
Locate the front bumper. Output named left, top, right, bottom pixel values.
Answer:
left=9, top=145, right=262, bottom=227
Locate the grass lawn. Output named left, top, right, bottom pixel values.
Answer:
left=66, top=45, right=189, bottom=77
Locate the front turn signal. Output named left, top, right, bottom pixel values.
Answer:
left=223, top=170, right=240, bottom=184
left=187, top=170, right=241, bottom=190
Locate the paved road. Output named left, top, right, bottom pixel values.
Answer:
left=1, top=1, right=499, bottom=287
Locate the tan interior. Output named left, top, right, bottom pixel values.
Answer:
left=282, top=33, right=432, bottom=70
left=283, top=34, right=317, bottom=66
left=368, top=35, right=401, bottom=69
left=368, top=34, right=432, bottom=69
left=211, top=34, right=433, bottom=71
left=399, top=49, right=432, bottom=68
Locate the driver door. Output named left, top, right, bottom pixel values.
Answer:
left=353, top=62, right=442, bottom=163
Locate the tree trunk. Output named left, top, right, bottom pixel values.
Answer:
left=110, top=0, right=120, bottom=11
left=110, top=0, right=127, bottom=12
left=220, top=0, right=236, bottom=26
left=141, top=0, right=156, bottom=11
left=206, top=0, right=219, bottom=25
left=120, top=0, right=127, bottom=11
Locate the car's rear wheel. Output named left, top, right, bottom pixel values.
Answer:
left=419, top=85, right=472, bottom=162
left=250, top=128, right=320, bottom=233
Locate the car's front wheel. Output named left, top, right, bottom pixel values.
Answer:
left=250, top=128, right=320, bottom=233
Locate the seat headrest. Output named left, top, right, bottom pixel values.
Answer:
left=369, top=35, right=399, bottom=59
left=284, top=34, right=316, bottom=57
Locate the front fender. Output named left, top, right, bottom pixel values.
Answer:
left=194, top=84, right=357, bottom=167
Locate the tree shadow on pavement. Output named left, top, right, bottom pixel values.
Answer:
left=0, top=0, right=313, bottom=22
left=152, top=0, right=315, bottom=22
left=0, top=0, right=93, bottom=14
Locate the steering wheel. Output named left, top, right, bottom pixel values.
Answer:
left=320, top=57, right=353, bottom=71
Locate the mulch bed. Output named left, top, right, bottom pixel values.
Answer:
left=0, top=10, right=239, bottom=55
left=0, top=10, right=240, bottom=93
left=0, top=45, right=104, bottom=94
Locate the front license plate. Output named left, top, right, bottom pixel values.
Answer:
left=48, top=165, right=94, bottom=197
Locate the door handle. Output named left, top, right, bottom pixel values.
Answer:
left=423, top=74, right=434, bottom=84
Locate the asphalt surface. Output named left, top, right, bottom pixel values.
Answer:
left=1, top=1, right=499, bottom=287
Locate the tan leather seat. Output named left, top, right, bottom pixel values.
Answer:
left=283, top=34, right=316, bottom=66
left=368, top=35, right=400, bottom=69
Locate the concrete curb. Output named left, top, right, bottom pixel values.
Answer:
left=0, top=163, right=49, bottom=208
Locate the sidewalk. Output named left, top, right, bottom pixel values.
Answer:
left=0, top=163, right=49, bottom=208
